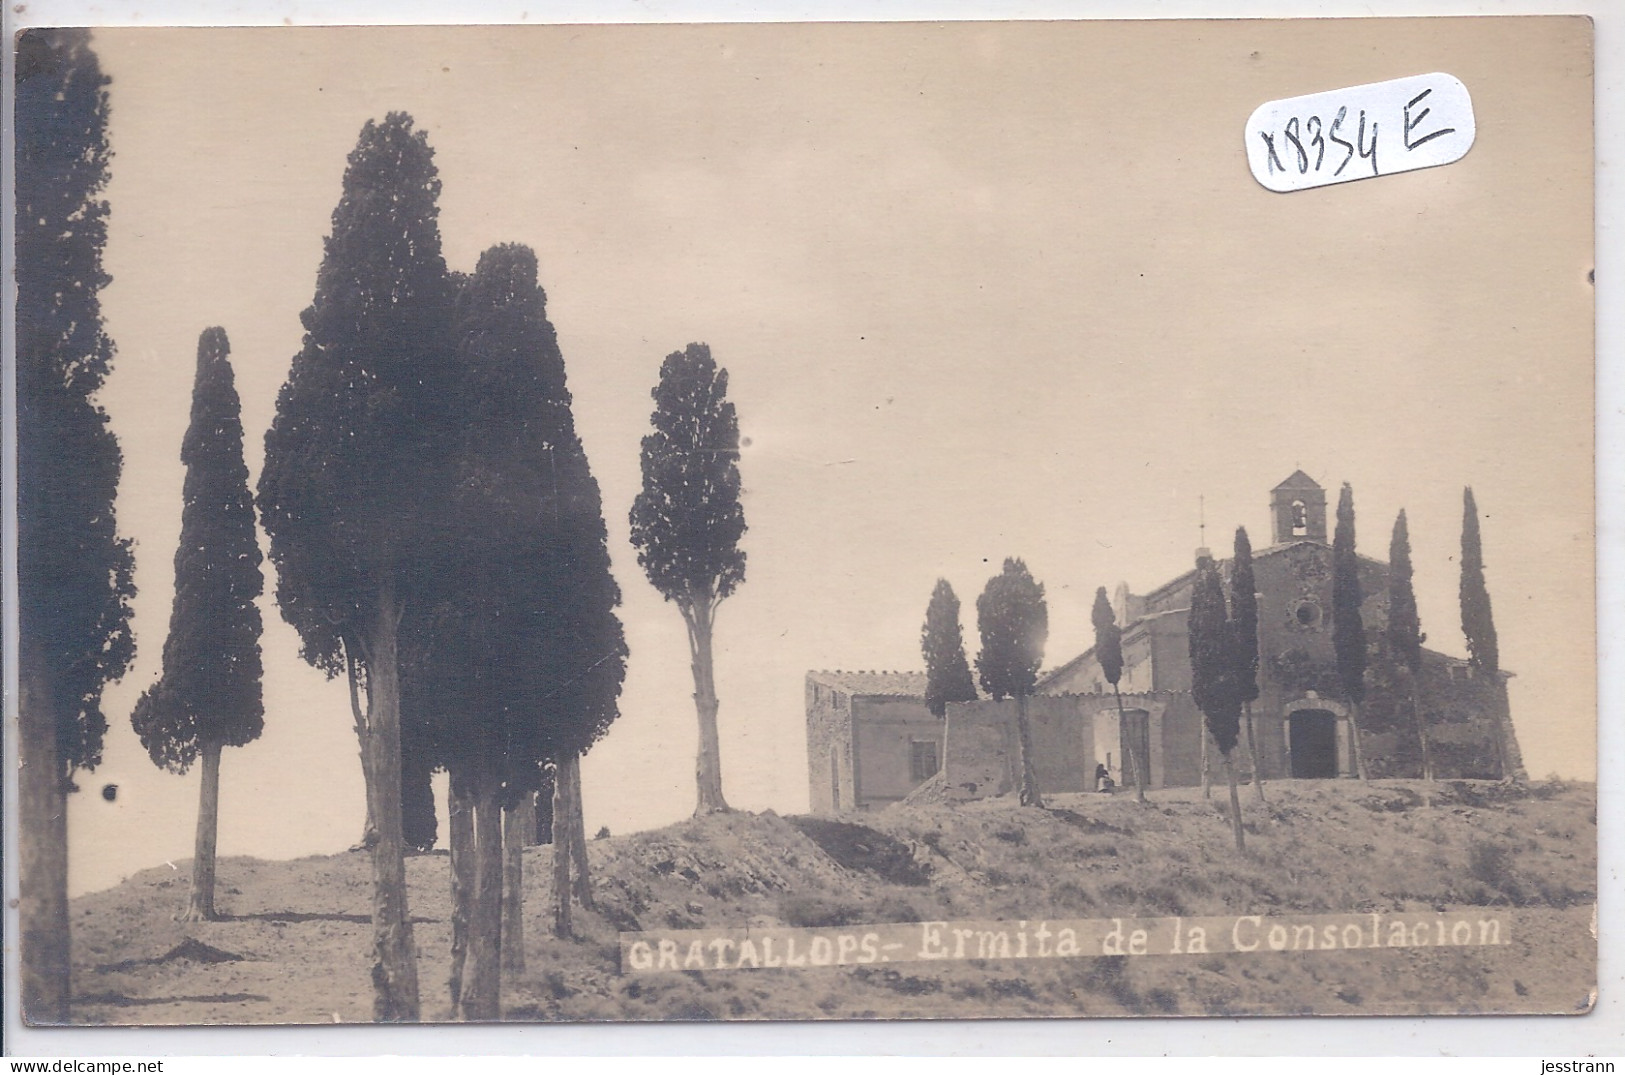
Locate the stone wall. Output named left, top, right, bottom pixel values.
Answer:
left=805, top=679, right=944, bottom=813
left=852, top=696, right=942, bottom=807
left=941, top=696, right=1094, bottom=800
left=941, top=700, right=1017, bottom=801
left=804, top=677, right=853, bottom=814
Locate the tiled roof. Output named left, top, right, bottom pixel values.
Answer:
left=1034, top=651, right=1097, bottom=691
left=1139, top=540, right=1347, bottom=602
left=806, top=670, right=930, bottom=697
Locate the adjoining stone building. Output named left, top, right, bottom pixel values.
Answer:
left=805, top=472, right=1525, bottom=814
left=805, top=670, right=941, bottom=813
left=803, top=673, right=1095, bottom=812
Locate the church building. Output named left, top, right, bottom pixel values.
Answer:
left=805, top=472, right=1524, bottom=814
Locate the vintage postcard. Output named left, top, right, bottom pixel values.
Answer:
left=10, top=16, right=1595, bottom=1028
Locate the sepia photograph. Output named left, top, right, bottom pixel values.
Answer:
left=10, top=14, right=1596, bottom=1031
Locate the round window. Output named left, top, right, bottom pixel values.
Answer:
left=1293, top=600, right=1322, bottom=627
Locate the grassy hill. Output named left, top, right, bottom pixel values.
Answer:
left=66, top=777, right=1595, bottom=1024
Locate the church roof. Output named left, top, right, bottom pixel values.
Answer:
left=1036, top=542, right=1383, bottom=691
left=806, top=669, right=930, bottom=697
left=1272, top=469, right=1323, bottom=492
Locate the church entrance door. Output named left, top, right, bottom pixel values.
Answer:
left=1288, top=710, right=1338, bottom=778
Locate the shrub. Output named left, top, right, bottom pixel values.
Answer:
left=869, top=894, right=925, bottom=923
left=1051, top=880, right=1095, bottom=912
left=778, top=894, right=868, bottom=929
left=1467, top=840, right=1525, bottom=903
left=1082, top=955, right=1141, bottom=1011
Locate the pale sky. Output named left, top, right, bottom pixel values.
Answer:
left=67, top=18, right=1593, bottom=897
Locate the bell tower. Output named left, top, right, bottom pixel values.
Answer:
left=1271, top=470, right=1327, bottom=544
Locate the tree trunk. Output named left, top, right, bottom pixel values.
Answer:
left=1014, top=693, right=1045, bottom=809
left=1489, top=711, right=1508, bottom=780
left=1411, top=677, right=1436, bottom=806
left=1112, top=685, right=1146, bottom=804
left=551, top=763, right=573, bottom=938
left=459, top=780, right=503, bottom=1021
left=1223, top=751, right=1246, bottom=852
left=19, top=639, right=69, bottom=1024
left=1200, top=725, right=1212, bottom=799
left=1492, top=679, right=1526, bottom=782
left=1244, top=702, right=1266, bottom=803
left=685, top=600, right=730, bottom=814
left=182, top=740, right=223, bottom=921
left=1348, top=703, right=1371, bottom=780
left=345, top=649, right=377, bottom=851
left=564, top=754, right=594, bottom=909
left=501, top=794, right=531, bottom=975
left=447, top=768, right=474, bottom=1010
left=529, top=770, right=554, bottom=846
left=360, top=585, right=420, bottom=1022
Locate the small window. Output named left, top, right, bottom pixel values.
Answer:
left=1291, top=500, right=1309, bottom=537
left=910, top=740, right=940, bottom=782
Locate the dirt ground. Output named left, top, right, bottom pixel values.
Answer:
left=62, top=777, right=1596, bottom=1025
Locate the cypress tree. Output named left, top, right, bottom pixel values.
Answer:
left=409, top=243, right=627, bottom=1016
left=1331, top=483, right=1370, bottom=779
left=1460, top=487, right=1500, bottom=674
left=921, top=579, right=977, bottom=719
left=1229, top=527, right=1266, bottom=802
left=130, top=328, right=265, bottom=921
left=1460, top=487, right=1517, bottom=779
left=1386, top=509, right=1432, bottom=789
left=1091, top=586, right=1144, bottom=802
left=16, top=28, right=137, bottom=1022
left=487, top=240, right=624, bottom=988
left=975, top=558, right=1048, bottom=808
left=258, top=112, right=461, bottom=1021
left=630, top=343, right=747, bottom=815
left=1188, top=557, right=1245, bottom=851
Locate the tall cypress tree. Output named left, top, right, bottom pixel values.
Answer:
left=975, top=558, right=1048, bottom=808
left=1331, top=483, right=1370, bottom=780
left=1189, top=557, right=1244, bottom=851
left=1091, top=586, right=1144, bottom=802
left=408, top=244, right=627, bottom=1017
left=630, top=344, right=747, bottom=815
left=258, top=112, right=459, bottom=1022
left=1386, top=509, right=1432, bottom=786
left=489, top=240, right=624, bottom=993
left=1460, top=487, right=1500, bottom=674
left=921, top=579, right=977, bottom=719
left=1229, top=527, right=1266, bottom=802
left=1460, top=487, right=1517, bottom=779
left=130, top=328, right=265, bottom=922
left=15, top=28, right=137, bottom=1022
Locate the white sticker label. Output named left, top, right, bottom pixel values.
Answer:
left=1245, top=73, right=1476, bottom=193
